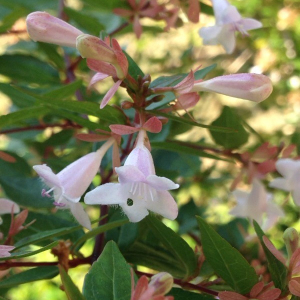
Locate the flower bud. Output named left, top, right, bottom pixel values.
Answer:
left=26, top=12, right=83, bottom=47
left=149, top=272, right=173, bottom=296
left=121, top=100, right=134, bottom=109
left=191, top=73, right=273, bottom=102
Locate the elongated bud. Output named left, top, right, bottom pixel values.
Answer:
left=284, top=228, right=299, bottom=260
left=149, top=272, right=173, bottom=296
left=191, top=73, right=273, bottom=102
left=26, top=12, right=83, bottom=47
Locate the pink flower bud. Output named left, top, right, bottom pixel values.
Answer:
left=149, top=272, right=174, bottom=296
left=26, top=12, right=83, bottom=47
left=191, top=73, right=273, bottom=102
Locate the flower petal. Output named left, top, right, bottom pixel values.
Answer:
left=211, top=0, right=230, bottom=24
left=218, top=26, right=236, bottom=54
left=120, top=200, right=149, bottom=222
left=116, top=165, right=146, bottom=184
left=69, top=202, right=91, bottom=230
left=218, top=291, right=248, bottom=300
left=100, top=79, right=122, bottom=109
left=146, top=175, right=179, bottom=191
left=199, top=26, right=223, bottom=45
left=84, top=183, right=127, bottom=205
left=241, top=18, right=262, bottom=30
left=145, top=191, right=178, bottom=220
left=124, top=146, right=155, bottom=177
left=275, top=158, right=300, bottom=178
left=89, top=72, right=109, bottom=89
left=87, top=59, right=117, bottom=77
left=269, top=178, right=291, bottom=191
left=33, top=164, right=62, bottom=190
left=109, top=124, right=140, bottom=135
left=221, top=5, right=241, bottom=24
left=143, top=117, right=162, bottom=133
left=0, top=198, right=20, bottom=214
left=289, top=279, right=300, bottom=297
left=58, top=150, right=104, bottom=202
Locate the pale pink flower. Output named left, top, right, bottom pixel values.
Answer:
left=0, top=198, right=20, bottom=215
left=85, top=130, right=179, bottom=222
left=191, top=73, right=273, bottom=102
left=230, top=179, right=284, bottom=230
left=131, top=271, right=174, bottom=300
left=0, top=245, right=15, bottom=258
left=26, top=11, right=83, bottom=47
left=33, top=139, right=115, bottom=229
left=199, top=0, right=262, bottom=53
left=269, top=158, right=300, bottom=206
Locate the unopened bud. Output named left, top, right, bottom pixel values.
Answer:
left=121, top=101, right=133, bottom=109
left=191, top=73, right=273, bottom=103
left=143, top=74, right=151, bottom=82
left=149, top=272, right=173, bottom=296
left=150, top=95, right=165, bottom=103
left=26, top=12, right=83, bottom=47
left=284, top=228, right=299, bottom=259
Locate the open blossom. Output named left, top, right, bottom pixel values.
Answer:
left=191, top=73, right=273, bottom=103
left=230, top=179, right=284, bottom=230
left=85, top=130, right=179, bottom=222
left=33, top=139, right=114, bottom=229
left=269, top=158, right=300, bottom=206
left=199, top=0, right=262, bottom=53
left=131, top=271, right=174, bottom=300
left=0, top=245, right=15, bottom=258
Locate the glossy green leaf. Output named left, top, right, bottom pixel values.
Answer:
left=253, top=221, right=288, bottom=291
left=0, top=105, right=50, bottom=129
left=143, top=215, right=198, bottom=280
left=209, top=106, right=249, bottom=149
left=197, top=217, right=258, bottom=294
left=151, top=141, right=225, bottom=161
left=83, top=241, right=131, bottom=300
left=44, top=80, right=83, bottom=100
left=0, top=241, right=58, bottom=261
left=0, top=151, right=32, bottom=176
left=0, top=55, right=60, bottom=84
left=0, top=9, right=26, bottom=33
left=64, top=7, right=105, bottom=35
left=59, top=266, right=86, bottom=300
left=148, top=110, right=235, bottom=133
left=0, top=267, right=59, bottom=289
left=168, top=288, right=216, bottom=300
left=71, top=219, right=129, bottom=250
left=14, top=226, right=82, bottom=249
left=124, top=51, right=144, bottom=80
left=0, top=176, right=53, bottom=209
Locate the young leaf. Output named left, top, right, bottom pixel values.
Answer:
left=59, top=266, right=86, bottom=300
left=209, top=106, right=249, bottom=149
left=0, top=266, right=59, bottom=289
left=253, top=221, right=288, bottom=291
left=197, top=216, right=258, bottom=294
left=124, top=51, right=144, bottom=80
left=83, top=241, right=132, bottom=300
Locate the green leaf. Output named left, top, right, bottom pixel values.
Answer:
left=0, top=8, right=26, bottom=33
left=0, top=105, right=50, bottom=129
left=83, top=241, right=131, bottom=300
left=143, top=215, right=198, bottom=280
left=14, top=226, right=82, bottom=249
left=64, top=7, right=105, bottom=35
left=71, top=219, right=129, bottom=250
left=150, top=64, right=216, bottom=88
left=44, top=81, right=83, bottom=100
left=253, top=221, right=288, bottom=291
left=0, top=55, right=60, bottom=84
left=209, top=106, right=249, bottom=149
left=151, top=141, right=225, bottom=161
left=59, top=266, right=86, bottom=300
left=148, top=110, right=235, bottom=133
left=0, top=241, right=59, bottom=261
left=124, top=51, right=144, bottom=80
left=0, top=176, right=53, bottom=209
left=197, top=217, right=258, bottom=294
left=168, top=288, right=215, bottom=300
left=0, top=266, right=59, bottom=289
